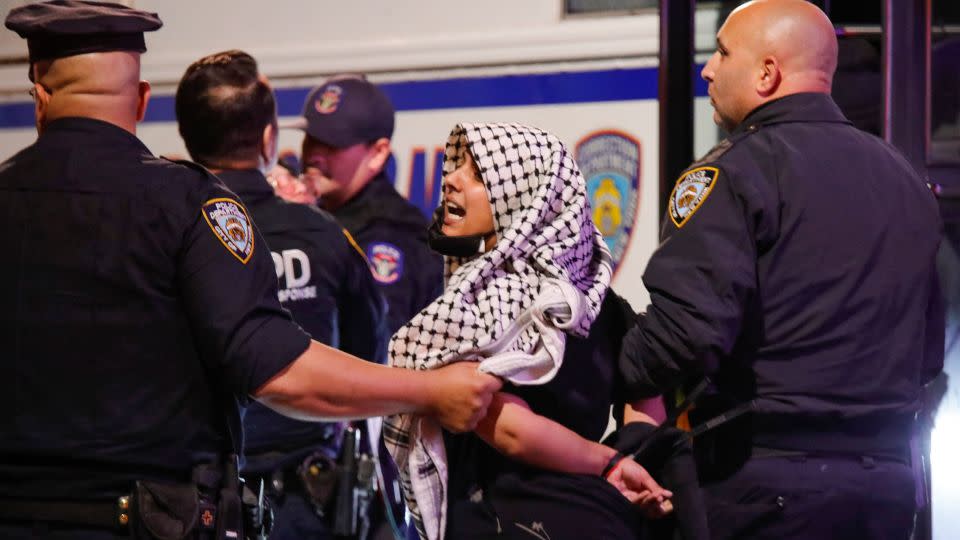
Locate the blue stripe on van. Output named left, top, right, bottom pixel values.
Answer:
left=1, top=66, right=709, bottom=128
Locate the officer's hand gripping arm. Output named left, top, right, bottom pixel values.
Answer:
left=254, top=347, right=502, bottom=430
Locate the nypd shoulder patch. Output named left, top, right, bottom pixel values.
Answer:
left=669, top=166, right=719, bottom=228
left=366, top=242, right=404, bottom=285
left=202, top=198, right=254, bottom=264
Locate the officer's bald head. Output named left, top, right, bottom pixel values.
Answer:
left=732, top=0, right=837, bottom=82
left=31, top=51, right=150, bottom=135
left=5, top=0, right=162, bottom=135
left=701, top=0, right=837, bottom=131
left=33, top=51, right=141, bottom=94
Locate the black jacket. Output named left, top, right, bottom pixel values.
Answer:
left=0, top=118, right=310, bottom=498
left=332, top=172, right=444, bottom=334
left=620, top=93, right=944, bottom=455
left=216, top=169, right=388, bottom=468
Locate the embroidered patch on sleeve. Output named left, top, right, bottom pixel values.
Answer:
left=366, top=242, right=404, bottom=285
left=201, top=198, right=254, bottom=264
left=669, top=166, right=719, bottom=228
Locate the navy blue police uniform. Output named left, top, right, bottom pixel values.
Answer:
left=217, top=168, right=389, bottom=540
left=0, top=3, right=312, bottom=538
left=0, top=119, right=311, bottom=539
left=333, top=171, right=443, bottom=334
left=618, top=92, right=944, bottom=540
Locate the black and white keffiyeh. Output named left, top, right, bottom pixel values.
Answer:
left=383, top=123, right=613, bottom=540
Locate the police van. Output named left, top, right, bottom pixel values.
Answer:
left=0, top=0, right=730, bottom=309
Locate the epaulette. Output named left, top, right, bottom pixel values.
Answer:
left=162, top=157, right=220, bottom=183
left=167, top=158, right=257, bottom=264
left=691, top=124, right=762, bottom=167
left=669, top=125, right=765, bottom=228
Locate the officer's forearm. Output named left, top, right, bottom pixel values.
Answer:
left=253, top=340, right=434, bottom=420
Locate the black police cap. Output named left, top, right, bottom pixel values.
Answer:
left=5, top=0, right=162, bottom=64
left=283, top=75, right=395, bottom=148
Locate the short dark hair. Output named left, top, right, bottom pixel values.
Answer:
left=175, top=50, right=276, bottom=166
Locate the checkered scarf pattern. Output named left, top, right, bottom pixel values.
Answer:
left=383, top=122, right=613, bottom=540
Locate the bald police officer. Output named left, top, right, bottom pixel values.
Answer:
left=0, top=3, right=500, bottom=539
left=616, top=1, right=943, bottom=539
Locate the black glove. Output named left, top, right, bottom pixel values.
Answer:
left=603, top=422, right=710, bottom=540
left=602, top=421, right=690, bottom=474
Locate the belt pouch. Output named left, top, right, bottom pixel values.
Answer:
left=132, top=480, right=200, bottom=540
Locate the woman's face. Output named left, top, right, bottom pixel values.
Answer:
left=441, top=151, right=495, bottom=245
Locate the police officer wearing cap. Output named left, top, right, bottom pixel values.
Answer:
left=175, top=50, right=390, bottom=540
left=0, top=2, right=501, bottom=539
left=615, top=1, right=943, bottom=539
left=290, top=76, right=443, bottom=539
left=290, top=75, right=444, bottom=336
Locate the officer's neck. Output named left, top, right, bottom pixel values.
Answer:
left=204, top=157, right=262, bottom=174
left=42, top=96, right=140, bottom=136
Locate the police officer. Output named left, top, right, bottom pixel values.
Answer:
left=175, top=50, right=390, bottom=539
left=289, top=75, right=444, bottom=335
left=0, top=3, right=501, bottom=539
left=616, top=1, right=943, bottom=539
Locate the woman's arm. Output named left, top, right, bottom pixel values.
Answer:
left=625, top=395, right=666, bottom=425
left=474, top=391, right=616, bottom=475
left=473, top=391, right=672, bottom=512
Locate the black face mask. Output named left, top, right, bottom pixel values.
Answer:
left=427, top=207, right=493, bottom=258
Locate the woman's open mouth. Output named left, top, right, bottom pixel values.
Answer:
left=444, top=200, right=466, bottom=224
